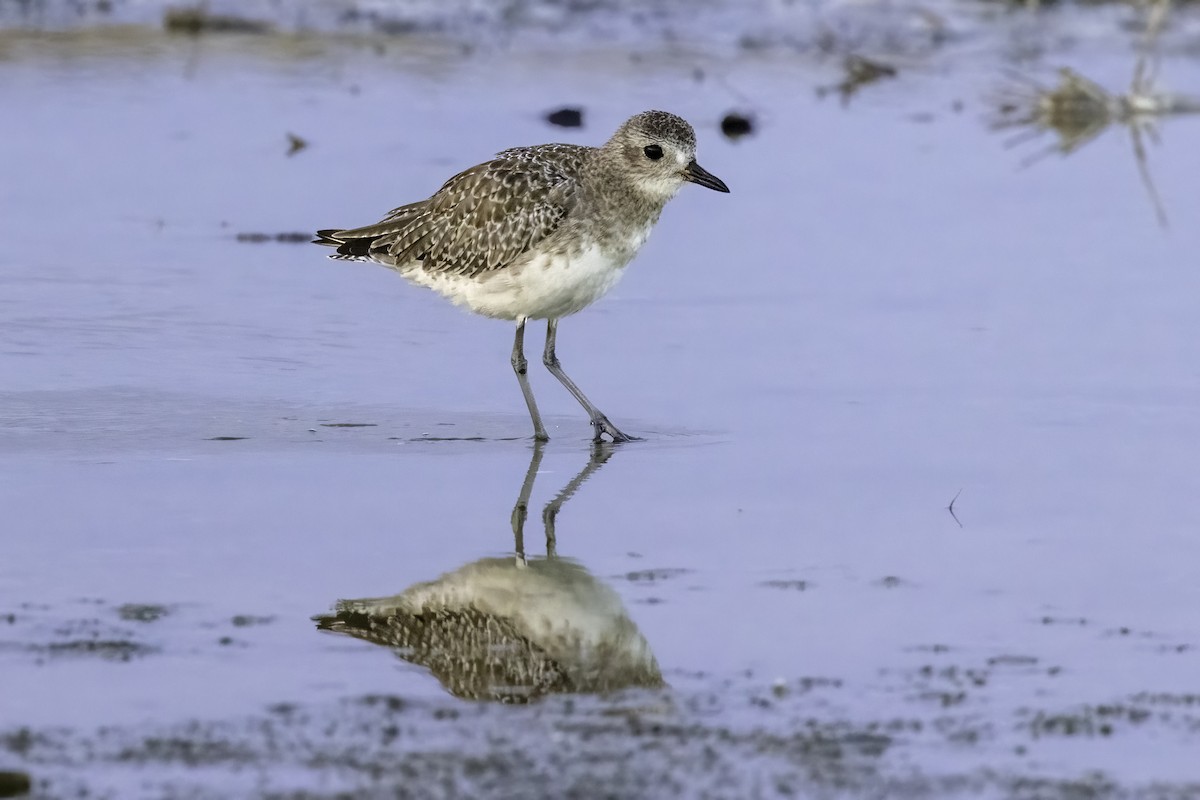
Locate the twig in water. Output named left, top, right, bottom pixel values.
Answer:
left=947, top=488, right=963, bottom=528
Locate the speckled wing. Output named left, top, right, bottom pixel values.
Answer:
left=329, top=144, right=591, bottom=277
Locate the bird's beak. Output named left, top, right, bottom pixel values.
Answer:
left=682, top=160, right=730, bottom=193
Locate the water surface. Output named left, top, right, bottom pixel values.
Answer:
left=3, top=4, right=1200, bottom=797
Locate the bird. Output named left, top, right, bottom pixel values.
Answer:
left=313, top=110, right=729, bottom=443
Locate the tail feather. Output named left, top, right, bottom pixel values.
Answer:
left=312, top=228, right=344, bottom=247
left=313, top=228, right=380, bottom=259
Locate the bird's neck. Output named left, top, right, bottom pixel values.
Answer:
left=580, top=155, right=670, bottom=250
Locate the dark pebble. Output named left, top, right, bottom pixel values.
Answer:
left=0, top=771, right=32, bottom=798
left=720, top=113, right=754, bottom=140
left=545, top=107, right=584, bottom=128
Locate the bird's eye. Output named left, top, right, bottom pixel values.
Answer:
left=643, top=144, right=664, bottom=160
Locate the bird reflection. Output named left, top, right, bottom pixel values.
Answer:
left=314, top=441, right=662, bottom=703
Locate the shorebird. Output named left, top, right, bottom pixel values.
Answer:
left=314, top=110, right=729, bottom=442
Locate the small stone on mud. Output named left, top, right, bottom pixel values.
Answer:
left=117, top=604, right=170, bottom=623
left=761, top=579, right=808, bottom=591
left=0, top=771, right=32, bottom=798
left=623, top=568, right=691, bottom=583
left=545, top=107, right=584, bottom=128
left=720, top=112, right=754, bottom=140
left=286, top=132, right=308, bottom=157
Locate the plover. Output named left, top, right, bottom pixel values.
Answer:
left=314, top=110, right=729, bottom=442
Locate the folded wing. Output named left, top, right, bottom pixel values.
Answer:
left=314, top=145, right=589, bottom=277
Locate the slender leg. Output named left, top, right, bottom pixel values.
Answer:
left=542, top=318, right=637, bottom=443
left=511, top=317, right=549, bottom=441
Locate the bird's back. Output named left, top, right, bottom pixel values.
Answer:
left=314, top=143, right=595, bottom=278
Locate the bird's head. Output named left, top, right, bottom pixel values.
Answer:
left=603, top=110, right=729, bottom=200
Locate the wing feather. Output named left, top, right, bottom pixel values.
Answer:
left=326, top=144, right=590, bottom=277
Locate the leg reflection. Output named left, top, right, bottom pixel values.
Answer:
left=511, top=441, right=616, bottom=563
left=511, top=440, right=546, bottom=564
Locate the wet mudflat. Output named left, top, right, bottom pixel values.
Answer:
left=3, top=2, right=1200, bottom=797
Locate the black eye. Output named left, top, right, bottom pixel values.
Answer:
left=643, top=144, right=663, bottom=160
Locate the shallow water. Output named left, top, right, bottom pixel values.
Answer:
left=3, top=3, right=1200, bottom=797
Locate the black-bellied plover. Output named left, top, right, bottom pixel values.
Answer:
left=314, top=110, right=729, bottom=442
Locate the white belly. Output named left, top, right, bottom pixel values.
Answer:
left=404, top=242, right=637, bottom=321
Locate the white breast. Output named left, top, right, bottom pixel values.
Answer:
left=404, top=230, right=653, bottom=321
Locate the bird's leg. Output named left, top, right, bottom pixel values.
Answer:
left=542, top=319, right=637, bottom=443
left=511, top=318, right=549, bottom=441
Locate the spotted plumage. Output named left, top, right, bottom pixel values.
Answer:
left=313, top=110, right=729, bottom=442
left=318, top=144, right=590, bottom=278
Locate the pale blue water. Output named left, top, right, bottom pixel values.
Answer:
left=3, top=7, right=1200, bottom=797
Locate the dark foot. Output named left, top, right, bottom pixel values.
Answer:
left=592, top=417, right=639, bottom=444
